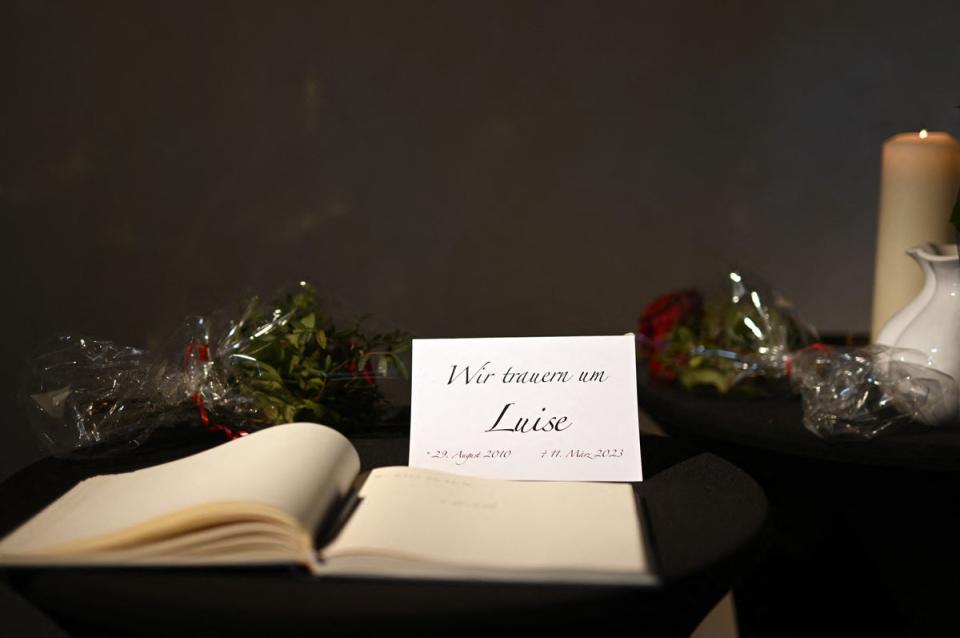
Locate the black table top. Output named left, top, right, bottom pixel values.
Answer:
left=637, top=376, right=960, bottom=471
left=637, top=376, right=960, bottom=635
left=0, top=425, right=767, bottom=636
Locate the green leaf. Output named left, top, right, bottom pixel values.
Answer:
left=283, top=332, right=299, bottom=350
left=231, top=281, right=409, bottom=430
left=678, top=368, right=735, bottom=393
left=391, top=354, right=409, bottom=379
left=255, top=361, right=284, bottom=383
left=287, top=355, right=301, bottom=375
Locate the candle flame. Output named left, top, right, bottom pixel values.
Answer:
left=920, top=129, right=929, bottom=139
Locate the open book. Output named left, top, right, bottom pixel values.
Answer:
left=0, top=423, right=655, bottom=585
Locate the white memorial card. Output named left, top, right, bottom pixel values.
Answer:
left=409, top=335, right=643, bottom=481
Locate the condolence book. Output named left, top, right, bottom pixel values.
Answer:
left=0, top=423, right=655, bottom=585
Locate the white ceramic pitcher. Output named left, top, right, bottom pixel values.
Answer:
left=880, top=243, right=960, bottom=424
left=874, top=242, right=937, bottom=347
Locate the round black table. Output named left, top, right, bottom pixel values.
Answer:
left=637, top=375, right=960, bottom=471
left=0, top=426, right=766, bottom=637
left=637, top=377, right=960, bottom=637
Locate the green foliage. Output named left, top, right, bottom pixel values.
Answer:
left=231, top=284, right=408, bottom=430
left=656, top=297, right=811, bottom=396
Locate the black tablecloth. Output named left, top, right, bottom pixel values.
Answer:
left=0, top=427, right=767, bottom=636
left=637, top=378, right=960, bottom=636
left=637, top=376, right=960, bottom=471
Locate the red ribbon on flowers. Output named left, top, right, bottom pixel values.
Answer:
left=184, top=343, right=247, bottom=440
left=347, top=360, right=376, bottom=385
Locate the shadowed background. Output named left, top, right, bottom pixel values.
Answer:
left=1, top=0, right=959, bottom=479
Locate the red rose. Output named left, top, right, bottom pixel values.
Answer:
left=637, top=290, right=702, bottom=380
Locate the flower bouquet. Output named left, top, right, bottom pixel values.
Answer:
left=637, top=271, right=818, bottom=396
left=22, top=282, right=409, bottom=457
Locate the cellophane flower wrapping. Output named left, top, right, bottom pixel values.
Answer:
left=21, top=283, right=408, bottom=457
left=791, top=345, right=955, bottom=439
left=637, top=270, right=818, bottom=395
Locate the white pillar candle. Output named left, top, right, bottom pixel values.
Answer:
left=871, top=130, right=960, bottom=340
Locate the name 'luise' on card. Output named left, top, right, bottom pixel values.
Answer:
left=409, top=335, right=643, bottom=481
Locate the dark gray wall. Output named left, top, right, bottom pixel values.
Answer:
left=2, top=1, right=959, bottom=478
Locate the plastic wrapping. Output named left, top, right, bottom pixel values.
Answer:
left=638, top=270, right=818, bottom=395
left=791, top=345, right=956, bottom=439
left=22, top=283, right=408, bottom=457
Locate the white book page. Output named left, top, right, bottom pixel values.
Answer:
left=0, top=422, right=359, bottom=556
left=322, top=467, right=647, bottom=575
